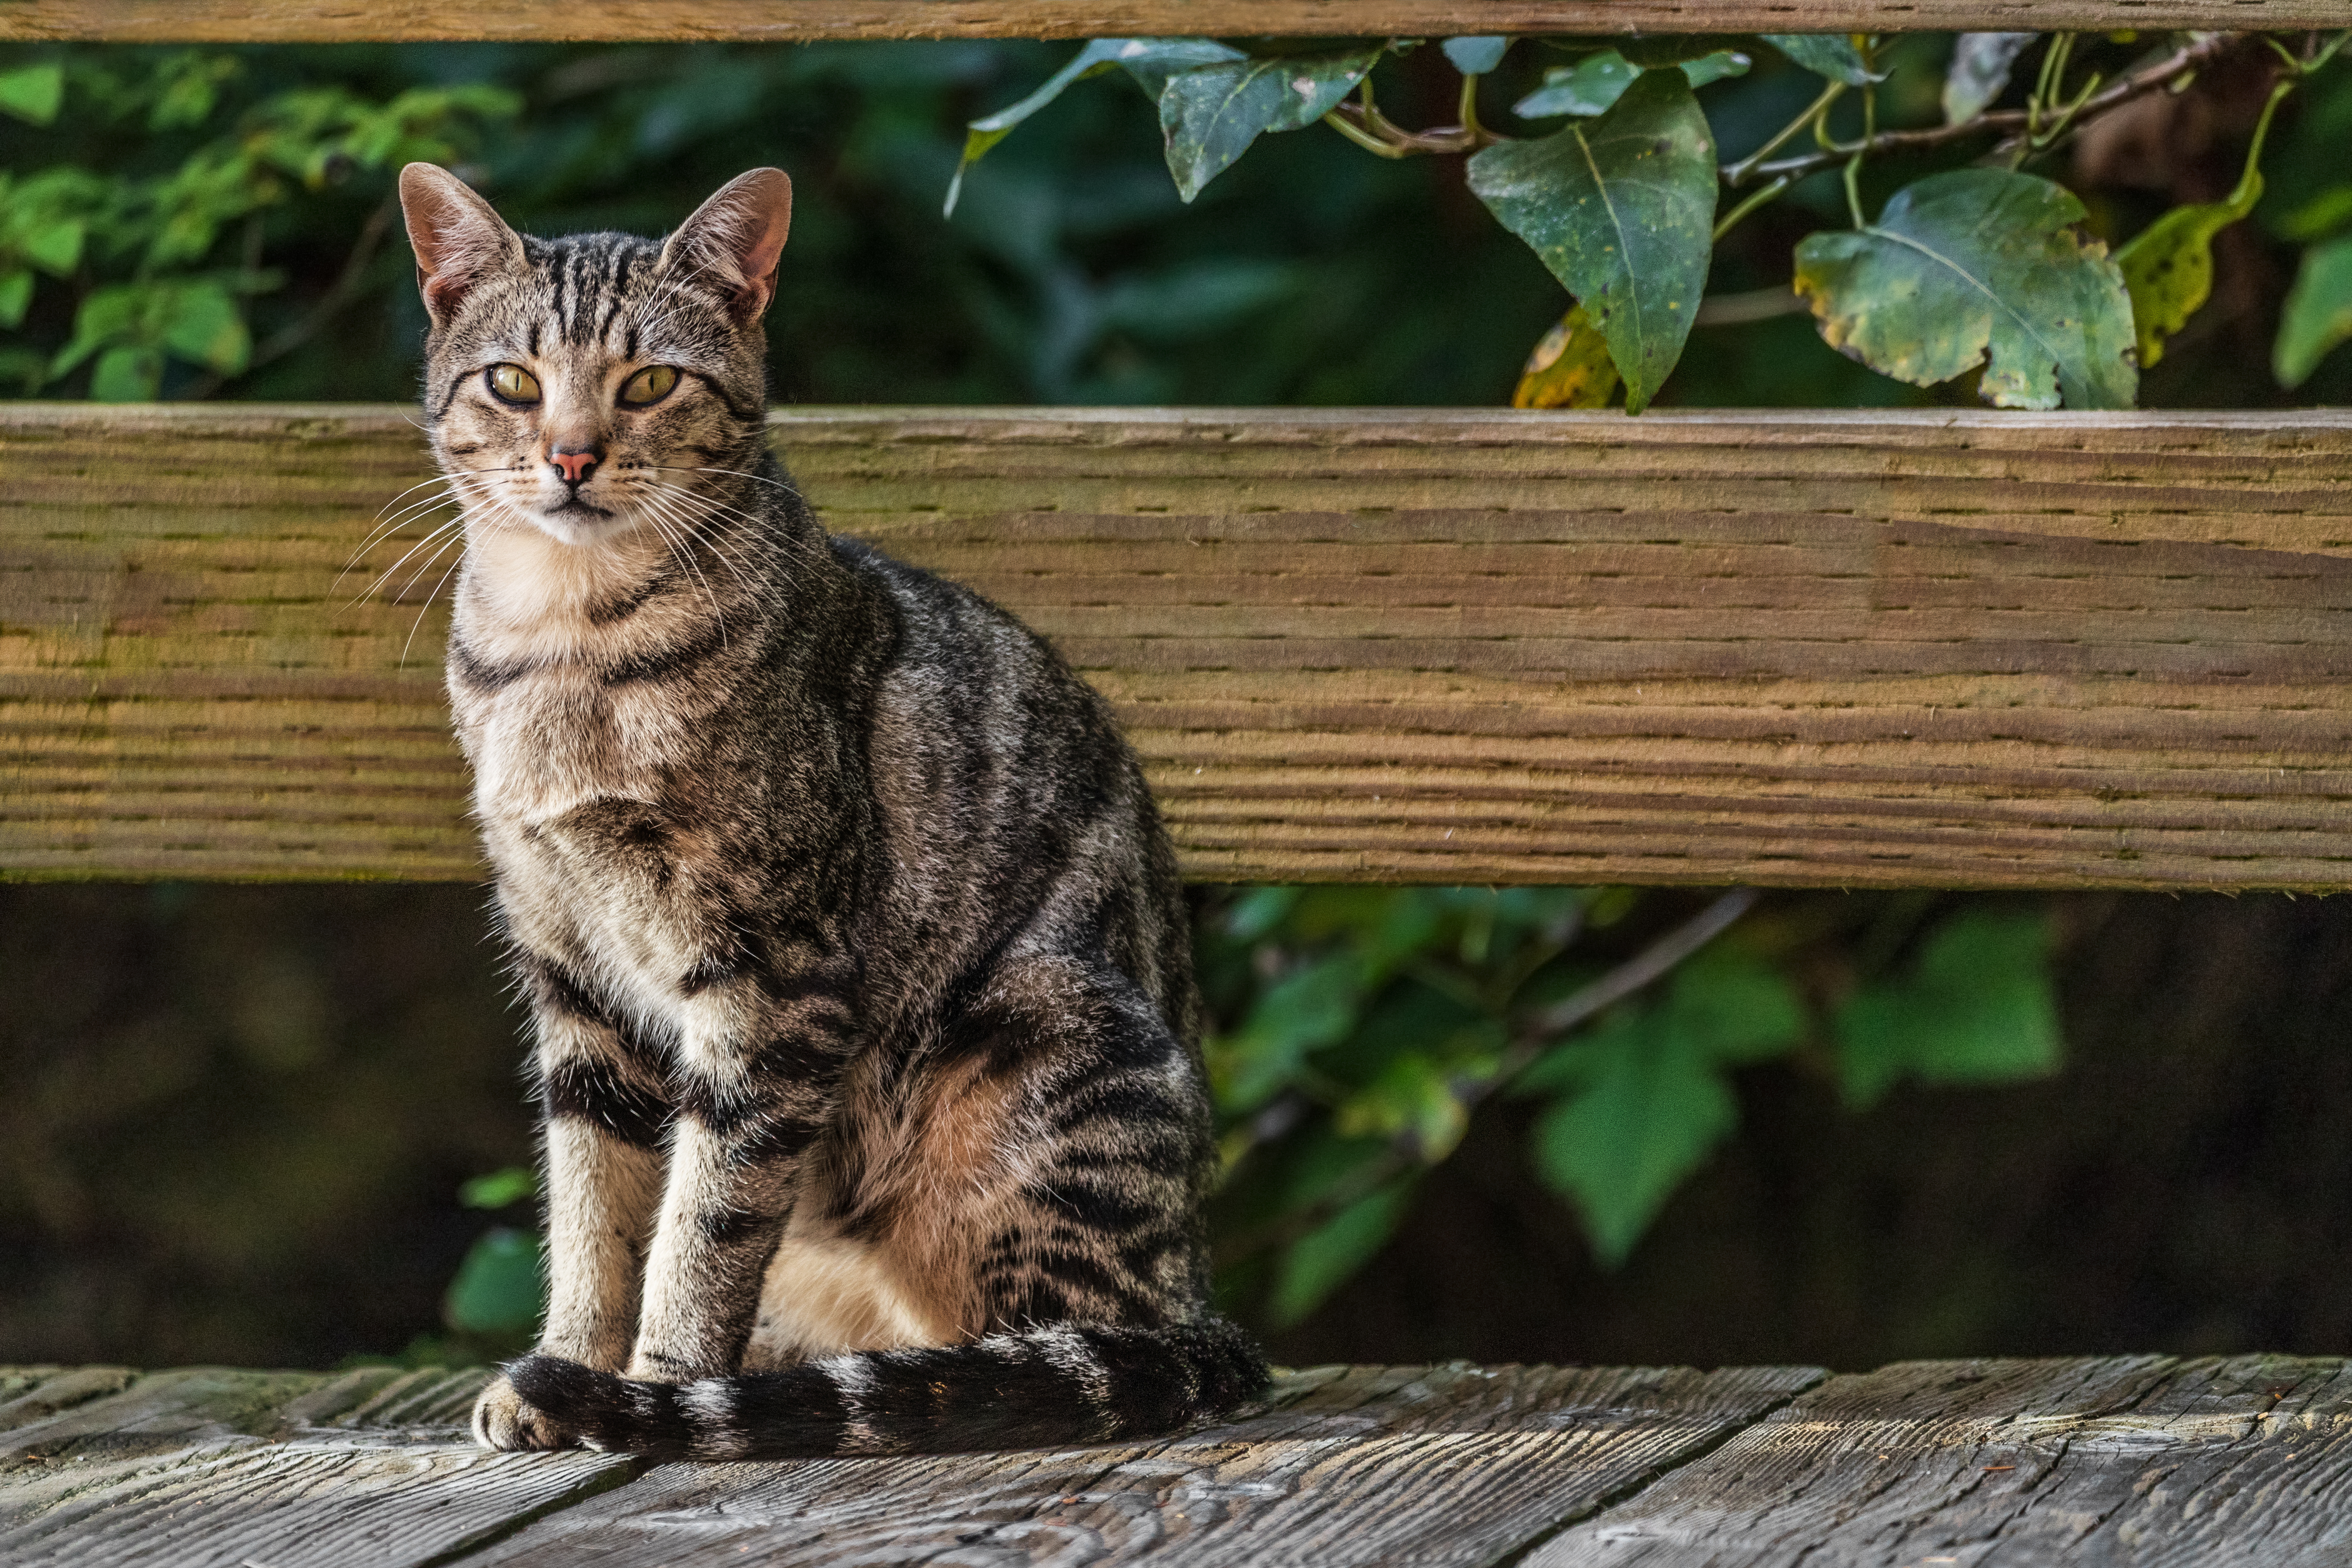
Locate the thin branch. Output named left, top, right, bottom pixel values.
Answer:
left=1727, top=31, right=2242, bottom=189
left=181, top=195, right=400, bottom=398
left=1214, top=887, right=1759, bottom=1268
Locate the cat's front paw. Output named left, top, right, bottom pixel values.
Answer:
left=472, top=1372, right=580, bottom=1452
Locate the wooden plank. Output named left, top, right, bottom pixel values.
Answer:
left=6, top=404, right=2352, bottom=891
left=467, top=1361, right=1825, bottom=1566
left=6, top=0, right=2351, bottom=43
left=0, top=1365, right=643, bottom=1567
left=1528, top=1354, right=2352, bottom=1567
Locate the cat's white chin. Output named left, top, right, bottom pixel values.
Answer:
left=517, top=506, right=642, bottom=549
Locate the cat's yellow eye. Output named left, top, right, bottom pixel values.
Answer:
left=487, top=364, right=541, bottom=404
left=619, top=365, right=679, bottom=407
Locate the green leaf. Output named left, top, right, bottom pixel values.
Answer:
left=1764, top=34, right=1885, bottom=87
left=2274, top=186, right=2352, bottom=245
left=1468, top=70, right=1717, bottom=413
left=1794, top=168, right=2138, bottom=410
left=0, top=270, right=31, bottom=330
left=1158, top=44, right=1384, bottom=202
left=1208, top=952, right=1362, bottom=1112
left=1442, top=36, right=1511, bottom=76
left=160, top=279, right=249, bottom=374
left=1225, top=885, right=1303, bottom=943
left=89, top=344, right=162, bottom=401
left=1615, top=36, right=1749, bottom=68
left=2277, top=234, right=2352, bottom=388
left=1834, top=910, right=2060, bottom=1110
left=1514, top=303, right=1622, bottom=408
left=1942, top=32, right=2037, bottom=125
left=1531, top=1022, right=1738, bottom=1269
left=1513, top=49, right=1746, bottom=119
left=945, top=38, right=1136, bottom=217
left=1269, top=1181, right=1410, bottom=1325
left=20, top=217, right=85, bottom=277
left=0, top=63, right=64, bottom=126
left=444, top=1226, right=544, bottom=1338
left=1333, top=1048, right=1485, bottom=1161
left=459, top=1166, right=539, bottom=1209
left=2117, top=174, right=2262, bottom=371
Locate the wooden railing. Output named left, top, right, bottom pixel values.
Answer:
left=4, top=1, right=2350, bottom=40
left=6, top=403, right=2347, bottom=888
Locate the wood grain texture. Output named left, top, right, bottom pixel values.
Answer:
left=7, top=0, right=2352, bottom=41
left=470, top=1361, right=1824, bottom=1566
left=0, top=1365, right=641, bottom=1567
left=1529, top=1354, right=2352, bottom=1567
left=6, top=404, right=2352, bottom=889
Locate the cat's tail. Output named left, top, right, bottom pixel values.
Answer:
left=503, top=1318, right=1268, bottom=1460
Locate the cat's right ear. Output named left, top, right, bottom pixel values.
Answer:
left=398, top=164, right=525, bottom=328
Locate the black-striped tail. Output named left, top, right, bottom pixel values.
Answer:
left=504, top=1318, right=1268, bottom=1460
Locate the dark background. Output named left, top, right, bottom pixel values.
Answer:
left=5, top=37, right=2351, bottom=1374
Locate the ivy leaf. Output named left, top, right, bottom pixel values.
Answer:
left=19, top=217, right=85, bottom=277
left=1270, top=1180, right=1411, bottom=1326
left=89, top=344, right=162, bottom=401
left=444, top=1226, right=544, bottom=1338
left=1942, top=33, right=2038, bottom=124
left=1513, top=302, right=1622, bottom=408
left=161, top=279, right=250, bottom=375
left=1442, top=36, right=1511, bottom=76
left=1522, top=948, right=1802, bottom=1266
left=2117, top=170, right=2263, bottom=370
left=0, top=269, right=30, bottom=330
left=2277, top=234, right=2352, bottom=388
left=1512, top=49, right=1747, bottom=120
left=1794, top=168, right=2137, bottom=410
left=1834, top=910, right=2060, bottom=1110
left=0, top=62, right=64, bottom=126
left=1469, top=70, right=1717, bottom=413
left=1764, top=34, right=1885, bottom=87
left=1158, top=44, right=1383, bottom=202
left=945, top=38, right=1137, bottom=217
left=1207, top=952, right=1362, bottom=1114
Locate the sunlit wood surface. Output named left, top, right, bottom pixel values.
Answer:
left=5, top=1357, right=2349, bottom=1564
left=5, top=0, right=2352, bottom=40
left=5, top=404, right=2351, bottom=889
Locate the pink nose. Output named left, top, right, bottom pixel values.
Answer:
left=550, top=448, right=600, bottom=484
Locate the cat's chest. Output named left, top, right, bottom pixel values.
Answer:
left=453, top=661, right=698, bottom=828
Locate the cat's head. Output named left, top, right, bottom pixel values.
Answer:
left=397, top=164, right=792, bottom=548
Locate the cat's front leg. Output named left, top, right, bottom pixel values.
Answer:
left=627, top=975, right=858, bottom=1381
left=475, top=952, right=669, bottom=1452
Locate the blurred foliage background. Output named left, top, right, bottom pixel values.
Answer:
left=5, top=36, right=2352, bottom=1372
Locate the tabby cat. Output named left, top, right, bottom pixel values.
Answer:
left=395, top=162, right=1265, bottom=1460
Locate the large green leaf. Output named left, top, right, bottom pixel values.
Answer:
left=1269, top=1180, right=1412, bottom=1325
left=1794, top=168, right=2137, bottom=410
left=0, top=62, right=64, bottom=126
left=1512, top=49, right=1748, bottom=120
left=1442, top=36, right=1511, bottom=76
left=1834, top=910, right=2060, bottom=1109
left=1207, top=952, right=1362, bottom=1113
left=1467, top=70, right=1717, bottom=413
left=1522, top=948, right=1802, bottom=1266
left=2277, top=234, right=2352, bottom=388
left=444, top=1226, right=545, bottom=1338
left=1158, top=44, right=1383, bottom=202
left=1763, top=34, right=1883, bottom=86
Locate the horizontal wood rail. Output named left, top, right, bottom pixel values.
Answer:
left=6, top=1, right=2352, bottom=42
left=4, top=403, right=2350, bottom=889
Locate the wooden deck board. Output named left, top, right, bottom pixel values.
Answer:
left=8, top=1358, right=2350, bottom=1565
left=7, top=404, right=2352, bottom=890
left=469, top=1362, right=1821, bottom=1566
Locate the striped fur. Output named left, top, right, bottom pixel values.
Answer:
left=396, top=164, right=1265, bottom=1459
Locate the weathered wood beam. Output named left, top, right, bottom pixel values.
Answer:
left=5, top=403, right=2350, bottom=890
left=4, top=0, right=2350, bottom=42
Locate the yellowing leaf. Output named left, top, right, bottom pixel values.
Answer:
left=1513, top=304, right=1622, bottom=409
left=2117, top=82, right=2280, bottom=370
left=1795, top=168, right=2136, bottom=410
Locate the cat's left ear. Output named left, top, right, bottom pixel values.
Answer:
left=659, top=168, right=793, bottom=325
